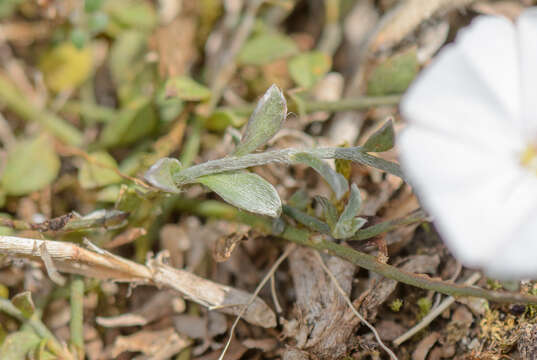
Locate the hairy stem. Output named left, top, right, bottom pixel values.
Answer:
left=222, top=95, right=402, bottom=117
left=175, top=198, right=537, bottom=305
left=173, top=147, right=404, bottom=185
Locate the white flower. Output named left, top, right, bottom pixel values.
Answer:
left=398, top=8, right=537, bottom=279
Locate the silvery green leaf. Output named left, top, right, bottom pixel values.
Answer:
left=197, top=171, right=281, bottom=217
left=292, top=152, right=348, bottom=200
left=144, top=157, right=182, bottom=193
left=283, top=205, right=330, bottom=234
left=288, top=188, right=310, bottom=211
left=333, top=184, right=366, bottom=239
left=363, top=120, right=395, bottom=152
left=232, top=85, right=287, bottom=156
left=315, top=196, right=338, bottom=230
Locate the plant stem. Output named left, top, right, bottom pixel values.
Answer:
left=70, top=276, right=84, bottom=359
left=173, top=147, right=404, bottom=185
left=221, top=95, right=402, bottom=117
left=174, top=198, right=537, bottom=305
left=0, top=74, right=83, bottom=146
left=303, top=95, right=402, bottom=113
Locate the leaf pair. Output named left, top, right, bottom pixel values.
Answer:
left=145, top=85, right=287, bottom=217
left=318, top=184, right=367, bottom=239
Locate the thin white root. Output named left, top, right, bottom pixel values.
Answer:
left=314, top=251, right=398, bottom=360
left=218, top=244, right=296, bottom=360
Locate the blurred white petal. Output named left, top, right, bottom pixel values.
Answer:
left=399, top=9, right=537, bottom=279
left=398, top=128, right=534, bottom=266
left=517, top=8, right=537, bottom=135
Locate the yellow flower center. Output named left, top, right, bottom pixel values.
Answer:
left=520, top=145, right=537, bottom=173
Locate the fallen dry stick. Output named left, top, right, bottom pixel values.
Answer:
left=0, top=236, right=276, bottom=328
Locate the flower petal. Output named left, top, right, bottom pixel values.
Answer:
left=483, top=174, right=537, bottom=279
left=401, top=16, right=523, bottom=153
left=517, top=8, right=537, bottom=136
left=398, top=127, right=535, bottom=267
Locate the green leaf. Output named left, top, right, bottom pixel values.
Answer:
left=155, top=85, right=184, bottom=123
left=165, top=76, right=211, bottom=101
left=283, top=205, right=330, bottom=234
left=367, top=49, right=419, bottom=96
left=1, top=135, right=60, bottom=196
left=78, top=151, right=123, bottom=189
left=233, top=84, right=287, bottom=156
left=39, top=43, right=93, bottom=92
left=287, top=189, right=310, bottom=211
left=99, top=97, right=156, bottom=147
left=11, top=292, right=35, bottom=318
left=288, top=51, right=332, bottom=89
left=108, top=30, right=146, bottom=89
left=197, top=171, right=281, bottom=217
left=363, top=120, right=395, bottom=152
left=238, top=33, right=298, bottom=65
left=0, top=328, right=40, bottom=360
left=205, top=110, right=246, bottom=132
left=104, top=0, right=157, bottom=32
left=333, top=184, right=367, bottom=239
left=144, top=157, right=182, bottom=193
left=315, top=196, right=338, bottom=230
left=292, top=152, right=348, bottom=200
left=0, top=0, right=23, bottom=19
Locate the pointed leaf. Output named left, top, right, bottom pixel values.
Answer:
left=1, top=135, right=60, bottom=196
left=287, top=189, right=310, bottom=211
left=283, top=205, right=330, bottom=234
left=292, top=152, right=348, bottom=200
left=315, top=196, right=338, bottom=230
left=11, top=291, right=35, bottom=318
left=232, top=85, right=287, bottom=156
left=144, top=157, right=182, bottom=193
left=197, top=171, right=281, bottom=217
left=333, top=184, right=366, bottom=239
left=363, top=120, right=395, bottom=152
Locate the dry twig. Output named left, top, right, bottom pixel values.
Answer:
left=0, top=235, right=276, bottom=328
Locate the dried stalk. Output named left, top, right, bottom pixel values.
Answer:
left=0, top=236, right=276, bottom=328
